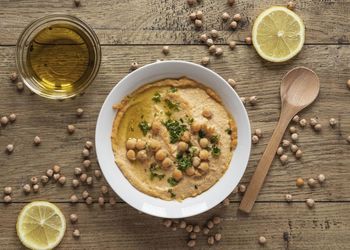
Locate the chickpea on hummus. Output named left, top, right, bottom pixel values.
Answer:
left=111, top=77, right=237, bottom=200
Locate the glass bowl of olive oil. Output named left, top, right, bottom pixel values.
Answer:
left=16, top=14, right=101, bottom=99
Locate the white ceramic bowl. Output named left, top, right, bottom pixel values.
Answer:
left=95, top=60, right=251, bottom=218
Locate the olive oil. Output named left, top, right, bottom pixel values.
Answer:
left=27, top=25, right=93, bottom=95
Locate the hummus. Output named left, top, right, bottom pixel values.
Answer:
left=111, top=77, right=237, bottom=201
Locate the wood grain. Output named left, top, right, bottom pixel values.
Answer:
left=0, top=45, right=349, bottom=203
left=1, top=202, right=349, bottom=249
left=0, top=0, right=350, bottom=45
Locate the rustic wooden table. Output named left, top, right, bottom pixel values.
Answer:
left=1, top=0, right=350, bottom=249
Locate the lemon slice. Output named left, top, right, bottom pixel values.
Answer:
left=252, top=6, right=305, bottom=62
left=16, top=201, right=66, bottom=250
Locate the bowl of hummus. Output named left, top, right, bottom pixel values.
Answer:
left=96, top=60, right=251, bottom=218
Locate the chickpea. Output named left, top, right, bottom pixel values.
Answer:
left=210, top=29, right=218, bottom=39
left=254, top=128, right=262, bottom=138
left=70, top=194, right=79, bottom=203
left=83, top=159, right=91, bottom=169
left=179, top=221, right=187, bottom=229
left=53, top=173, right=60, bottom=181
left=249, top=96, right=258, bottom=105
left=33, top=136, right=41, bottom=145
left=126, top=150, right=136, bottom=161
left=245, top=36, right=252, bottom=45
left=136, top=139, right=146, bottom=150
left=329, top=118, right=337, bottom=127
left=194, top=19, right=202, bottom=29
left=222, top=12, right=230, bottom=21
left=101, top=185, right=109, bottom=194
left=185, top=167, right=195, bottom=176
left=233, top=13, right=242, bottom=22
left=291, top=133, right=298, bottom=141
left=16, top=82, right=24, bottom=91
left=110, top=197, right=117, bottom=205
left=187, top=0, right=196, bottom=6
left=9, top=113, right=16, bottom=122
left=198, top=138, right=209, bottom=148
left=240, top=97, right=246, bottom=105
left=172, top=169, right=183, bottom=181
left=85, top=141, right=93, bottom=149
left=67, top=124, right=75, bottom=134
left=287, top=1, right=296, bottom=10
left=310, top=118, right=318, bottom=126
left=201, top=56, right=210, bottom=66
left=6, top=144, right=14, bottom=154
left=148, top=139, right=160, bottom=151
left=162, top=46, right=170, bottom=55
left=130, top=62, right=139, bottom=71
left=239, top=184, right=246, bottom=193
left=222, top=198, right=230, bottom=206
left=30, top=176, right=38, bottom=185
left=70, top=214, right=78, bottom=223
left=94, top=170, right=102, bottom=179
left=200, top=33, right=208, bottom=42
left=215, top=233, right=222, bottom=242
left=252, top=135, right=259, bottom=144
left=178, top=141, right=189, bottom=152
left=23, top=184, right=31, bottom=194
left=198, top=162, right=209, bottom=173
left=53, top=164, right=61, bottom=173
left=136, top=150, right=148, bottom=161
left=227, top=78, right=237, bottom=88
left=258, top=236, right=267, bottom=245
left=292, top=115, right=300, bottom=123
left=192, top=156, right=201, bottom=167
left=4, top=186, right=12, bottom=195
left=295, top=149, right=303, bottom=159
left=202, top=109, right=213, bottom=119
left=189, top=232, right=197, bottom=240
left=306, top=198, right=315, bottom=208
left=181, top=131, right=191, bottom=142
left=276, top=147, right=284, bottom=156
left=72, top=179, right=80, bottom=188
left=72, top=229, right=80, bottom=238
left=203, top=227, right=210, bottom=235
left=4, top=195, right=12, bottom=203
left=230, top=21, right=237, bottom=29
left=186, top=224, right=193, bottom=232
left=9, top=72, right=18, bottom=82
left=290, top=144, right=299, bottom=153
left=189, top=12, right=196, bottom=21
left=206, top=38, right=214, bottom=47
left=76, top=108, right=84, bottom=117
left=33, top=184, right=39, bottom=193
left=98, top=196, right=105, bottom=206
left=58, top=176, right=66, bottom=185
left=228, top=41, right=236, bottom=50
left=289, top=126, right=297, bottom=134
left=46, top=169, right=54, bottom=177
left=187, top=240, right=196, bottom=248
left=285, top=194, right=293, bottom=202
left=299, top=118, right=307, bottom=127
left=314, top=123, right=322, bottom=131
left=282, top=139, right=290, bottom=147
left=318, top=174, right=326, bottom=183
left=207, top=236, right=215, bottom=245
left=86, top=176, right=93, bottom=186
left=280, top=154, right=288, bottom=164
left=82, top=190, right=89, bottom=199
left=82, top=148, right=90, bottom=158
left=151, top=121, right=162, bottom=134
left=199, top=150, right=209, bottom=160
left=161, top=157, right=173, bottom=169
left=191, top=121, right=202, bottom=133
left=213, top=216, right=221, bottom=225
left=0, top=116, right=9, bottom=126
left=208, top=45, right=217, bottom=54
left=296, top=177, right=304, bottom=187
left=80, top=173, right=88, bottom=182
left=74, top=167, right=82, bottom=176
left=347, top=135, right=350, bottom=143
left=155, top=149, right=167, bottom=161
left=163, top=219, right=172, bottom=228
left=207, top=220, right=214, bottom=229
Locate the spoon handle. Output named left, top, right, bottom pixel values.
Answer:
left=239, top=111, right=293, bottom=213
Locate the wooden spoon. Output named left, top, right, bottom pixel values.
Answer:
left=239, top=67, right=320, bottom=214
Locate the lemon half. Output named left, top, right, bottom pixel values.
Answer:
left=16, top=201, right=66, bottom=250
left=252, top=6, right=305, bottom=62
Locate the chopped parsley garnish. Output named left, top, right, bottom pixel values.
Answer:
left=149, top=163, right=165, bottom=180
left=152, top=92, right=161, bottom=102
left=169, top=87, right=177, bottom=93
left=165, top=99, right=180, bottom=111
left=168, top=189, right=176, bottom=198
left=225, top=128, right=232, bottom=135
left=186, top=116, right=194, bottom=124
left=176, top=153, right=192, bottom=172
left=210, top=135, right=219, bottom=144
left=198, top=129, right=206, bottom=138
left=212, top=146, right=221, bottom=157
left=138, top=121, right=151, bottom=136
left=163, top=119, right=187, bottom=143
left=167, top=177, right=179, bottom=186
left=189, top=147, right=197, bottom=157
left=194, top=185, right=198, bottom=189
left=165, top=111, right=172, bottom=117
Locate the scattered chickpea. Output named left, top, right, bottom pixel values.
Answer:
left=227, top=78, right=237, bottom=88
left=245, top=36, right=252, bottom=44
left=252, top=135, right=259, bottom=144
left=80, top=173, right=88, bottom=183
left=214, top=233, right=222, bottom=241
left=318, top=174, right=326, bottom=183
left=296, top=177, right=304, bottom=187
left=194, top=19, right=202, bottom=28
left=94, top=170, right=102, bottom=179
left=58, top=176, right=66, bottom=185
left=155, top=149, right=167, bottom=161
left=109, top=197, right=117, bottom=205
left=290, top=144, right=299, bottom=153
left=213, top=216, right=221, bottom=225
left=30, top=176, right=38, bottom=185
left=67, top=124, right=75, bottom=134
left=310, top=118, right=318, bottom=127
left=9, top=72, right=18, bottom=82
left=69, top=213, right=78, bottom=224
left=98, top=196, right=105, bottom=206
left=249, top=96, right=258, bottom=105
left=72, top=229, right=80, bottom=238
left=101, top=185, right=109, bottom=195
left=285, top=194, right=293, bottom=202
left=291, top=133, right=298, bottom=142
left=86, top=176, right=93, bottom=186
left=347, top=79, right=350, bottom=89
left=199, top=149, right=209, bottom=160
left=206, top=38, right=214, bottom=47
left=314, top=123, right=322, bottom=132
left=299, top=118, right=307, bottom=127
left=307, top=178, right=317, bottom=188
left=222, top=12, right=230, bottom=21
left=199, top=138, right=209, bottom=149
left=4, top=186, right=12, bottom=195
left=201, top=56, right=210, bottom=66
left=162, top=46, right=170, bottom=55
left=282, top=139, right=290, bottom=147
left=1, top=116, right=9, bottom=126
left=295, top=149, right=303, bottom=159
left=287, top=1, right=296, bottom=10
left=276, top=147, right=284, bottom=156
left=163, top=219, right=172, bottom=228
left=53, top=173, right=60, bottom=181
left=187, top=240, right=196, bottom=248
left=70, top=194, right=79, bottom=203
left=82, top=148, right=90, bottom=158
left=76, top=108, right=84, bottom=117
left=16, top=82, right=24, bottom=91
left=239, top=184, right=246, bottom=193
left=136, top=150, right=148, bottom=161
left=200, top=33, right=208, bottom=42
left=85, top=141, right=93, bottom=150
left=292, top=115, right=300, bottom=123
left=232, top=13, right=241, bottom=22
left=23, top=184, right=31, bottom=194
left=203, top=227, right=210, bottom=235
left=208, top=45, right=217, bottom=54
left=189, top=12, right=197, bottom=21
left=83, top=159, right=91, bottom=169
left=178, top=142, right=189, bottom=152
left=135, top=139, right=146, bottom=150
left=289, top=126, right=297, bottom=134
left=3, top=195, right=12, bottom=203
left=227, top=0, right=235, bottom=6
left=329, top=118, right=337, bottom=127
left=255, top=128, right=262, bottom=138
left=207, top=220, right=214, bottom=229
left=85, top=196, right=93, bottom=205
left=130, top=62, right=139, bottom=71
left=207, top=236, right=215, bottom=245
left=258, top=236, right=267, bottom=245
left=193, top=225, right=201, bottom=233
left=33, top=136, right=41, bottom=145
left=306, top=198, right=315, bottom=208
left=189, top=232, right=197, bottom=240
left=210, top=29, right=218, bottom=39
left=179, top=221, right=187, bottom=229
left=215, top=47, right=223, bottom=57
left=161, top=157, right=173, bottom=169
left=228, top=41, right=236, bottom=50
left=173, top=169, right=183, bottom=181
left=53, top=164, right=61, bottom=173
left=191, top=121, right=202, bottom=133
left=74, top=167, right=82, bottom=176
left=6, top=144, right=14, bottom=154
left=46, top=169, right=54, bottom=177
left=33, top=184, right=39, bottom=193
left=280, top=154, right=288, bottom=164
left=41, top=175, right=49, bottom=184
left=229, top=21, right=237, bottom=29
left=9, top=113, right=16, bottom=122
left=186, top=224, right=194, bottom=232
left=72, top=179, right=80, bottom=188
